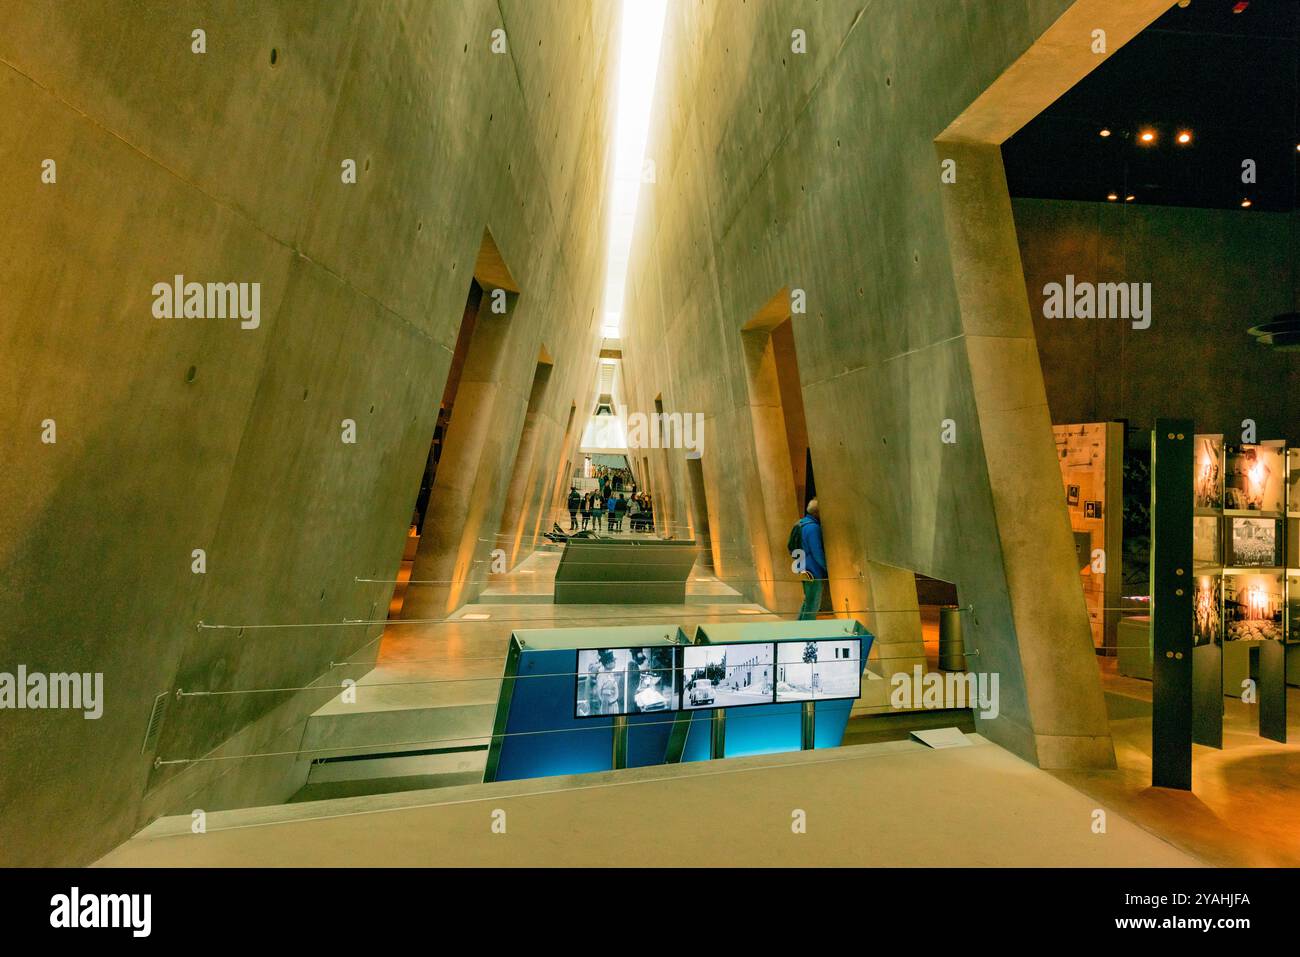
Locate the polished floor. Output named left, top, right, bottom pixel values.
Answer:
left=97, top=734, right=1198, bottom=867
left=1055, top=657, right=1300, bottom=867
left=97, top=520, right=1300, bottom=867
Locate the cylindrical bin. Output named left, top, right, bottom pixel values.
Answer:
left=938, top=605, right=967, bottom=672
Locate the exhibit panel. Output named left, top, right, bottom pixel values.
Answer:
left=681, top=620, right=874, bottom=761
left=484, top=626, right=691, bottom=784
left=1053, top=423, right=1124, bottom=651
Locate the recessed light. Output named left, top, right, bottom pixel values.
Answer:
left=1125, top=194, right=1136, bottom=202
left=1107, top=192, right=1119, bottom=201
left=1176, top=130, right=1192, bottom=145
left=1139, top=130, right=1156, bottom=144
left=1099, top=128, right=1112, bottom=138
left=1241, top=198, right=1253, bottom=208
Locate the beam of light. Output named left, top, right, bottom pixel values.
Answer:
left=600, top=0, right=667, bottom=339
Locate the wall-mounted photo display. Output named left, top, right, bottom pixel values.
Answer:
left=774, top=639, right=861, bottom=703
left=1052, top=422, right=1123, bottom=651
left=1223, top=573, right=1284, bottom=643
left=1226, top=516, right=1283, bottom=568
left=1193, top=516, right=1221, bottom=569
left=1225, top=443, right=1285, bottom=513
left=574, top=646, right=681, bottom=718
left=1194, top=435, right=1224, bottom=510
left=1192, top=574, right=1222, bottom=647
left=680, top=642, right=773, bottom=710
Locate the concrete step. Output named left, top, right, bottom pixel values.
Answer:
left=292, top=745, right=489, bottom=802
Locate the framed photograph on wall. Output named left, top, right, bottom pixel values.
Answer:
left=1226, top=516, right=1283, bottom=568
left=1223, top=573, right=1284, bottom=643
left=1193, top=516, right=1221, bottom=569
left=1225, top=444, right=1285, bottom=513
left=1194, top=434, right=1224, bottom=510
left=1192, top=574, right=1222, bottom=647
left=1067, top=484, right=1080, bottom=507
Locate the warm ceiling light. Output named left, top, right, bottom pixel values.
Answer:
left=1177, top=130, right=1192, bottom=144
left=1099, top=128, right=1112, bottom=138
left=1107, top=192, right=1119, bottom=201
left=1125, top=194, right=1136, bottom=202
left=1139, top=130, right=1156, bottom=144
left=1241, top=198, right=1253, bottom=208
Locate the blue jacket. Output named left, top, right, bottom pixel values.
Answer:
left=798, top=516, right=827, bottom=580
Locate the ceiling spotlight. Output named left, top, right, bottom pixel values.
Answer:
left=1241, top=198, right=1253, bottom=208
left=1139, top=130, right=1156, bottom=144
left=1125, top=194, right=1136, bottom=202
left=1232, top=1, right=1250, bottom=12
left=1107, top=192, right=1119, bottom=201
left=1176, top=130, right=1192, bottom=145
left=1099, top=128, right=1112, bottom=138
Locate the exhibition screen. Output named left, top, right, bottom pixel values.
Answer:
left=574, top=639, right=861, bottom=718
left=575, top=646, right=681, bottom=718
left=681, top=642, right=774, bottom=710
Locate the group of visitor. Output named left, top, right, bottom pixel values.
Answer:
left=566, top=488, right=655, bottom=533
left=591, top=464, right=633, bottom=493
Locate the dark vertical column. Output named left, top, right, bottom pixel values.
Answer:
left=612, top=715, right=628, bottom=770
left=1151, top=419, right=1194, bottom=790
left=1259, top=639, right=1287, bottom=743
left=709, top=710, right=726, bottom=759
left=801, top=701, right=815, bottom=750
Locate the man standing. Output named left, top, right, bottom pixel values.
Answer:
left=792, top=498, right=827, bottom=620
left=567, top=487, right=581, bottom=530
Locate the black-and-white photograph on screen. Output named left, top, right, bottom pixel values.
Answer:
left=680, top=643, right=774, bottom=709
left=774, top=639, right=861, bottom=703
left=575, top=647, right=679, bottom=718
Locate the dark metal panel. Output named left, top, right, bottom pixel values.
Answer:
left=1151, top=420, right=1194, bottom=790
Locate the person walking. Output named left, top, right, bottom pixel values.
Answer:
left=789, top=498, right=827, bottom=620
left=567, top=487, right=581, bottom=530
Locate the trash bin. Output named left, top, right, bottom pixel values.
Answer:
left=938, top=605, right=966, bottom=672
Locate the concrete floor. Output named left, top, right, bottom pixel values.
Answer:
left=1053, top=658, right=1300, bottom=868
left=97, top=734, right=1198, bottom=867
left=95, top=536, right=1300, bottom=868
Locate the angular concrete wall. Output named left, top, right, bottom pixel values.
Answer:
left=0, top=0, right=615, bottom=865
left=619, top=0, right=1172, bottom=768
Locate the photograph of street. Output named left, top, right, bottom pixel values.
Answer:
left=774, top=640, right=862, bottom=703
left=680, top=643, right=774, bottom=709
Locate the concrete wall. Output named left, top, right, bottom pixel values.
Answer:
left=618, top=0, right=1179, bottom=769
left=1015, top=199, right=1300, bottom=443
left=0, top=0, right=614, bottom=865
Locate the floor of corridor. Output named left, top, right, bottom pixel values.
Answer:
left=101, top=536, right=1300, bottom=866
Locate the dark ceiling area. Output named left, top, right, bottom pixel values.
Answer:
left=1003, top=0, right=1299, bottom=212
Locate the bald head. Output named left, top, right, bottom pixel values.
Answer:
left=806, top=498, right=819, bottom=519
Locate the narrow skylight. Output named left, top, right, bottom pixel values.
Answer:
left=601, top=0, right=667, bottom=339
